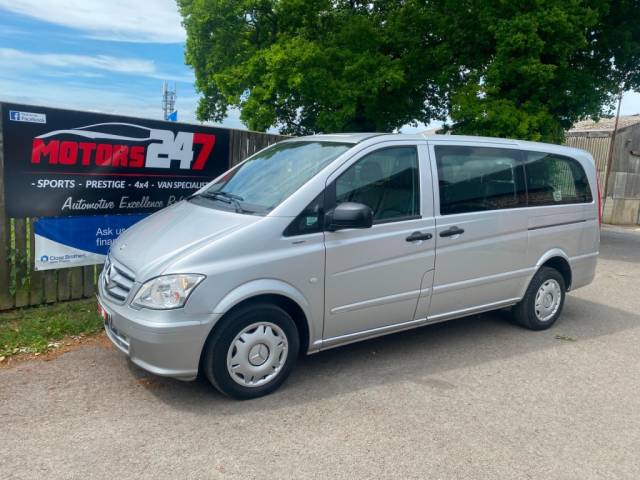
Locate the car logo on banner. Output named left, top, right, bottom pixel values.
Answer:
left=31, top=122, right=216, bottom=171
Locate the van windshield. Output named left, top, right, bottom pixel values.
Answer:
left=192, top=141, right=352, bottom=214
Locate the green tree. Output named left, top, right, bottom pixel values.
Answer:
left=442, top=0, right=640, bottom=142
left=179, top=0, right=640, bottom=142
left=178, top=0, right=453, bottom=134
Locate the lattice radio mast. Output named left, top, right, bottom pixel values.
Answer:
left=162, top=81, right=177, bottom=121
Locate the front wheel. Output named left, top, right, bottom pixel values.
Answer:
left=512, top=267, right=566, bottom=330
left=202, top=302, right=299, bottom=399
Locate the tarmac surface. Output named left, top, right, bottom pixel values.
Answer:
left=1, top=226, right=639, bottom=479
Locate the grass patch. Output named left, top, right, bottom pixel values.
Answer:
left=0, top=299, right=102, bottom=358
left=554, top=334, right=577, bottom=342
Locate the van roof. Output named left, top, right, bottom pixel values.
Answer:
left=283, top=133, right=591, bottom=160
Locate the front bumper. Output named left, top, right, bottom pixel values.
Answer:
left=98, top=279, right=220, bottom=381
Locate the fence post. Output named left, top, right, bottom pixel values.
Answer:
left=70, top=267, right=84, bottom=299
left=29, top=218, right=44, bottom=306
left=13, top=218, right=29, bottom=307
left=57, top=268, right=70, bottom=301
left=83, top=265, right=96, bottom=298
left=43, top=269, right=57, bottom=304
left=0, top=105, right=14, bottom=309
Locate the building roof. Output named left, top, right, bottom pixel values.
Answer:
left=569, top=114, right=640, bottom=133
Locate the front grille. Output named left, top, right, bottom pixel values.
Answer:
left=102, top=256, right=136, bottom=303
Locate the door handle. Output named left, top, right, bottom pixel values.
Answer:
left=439, top=226, right=465, bottom=238
left=405, top=231, right=433, bottom=242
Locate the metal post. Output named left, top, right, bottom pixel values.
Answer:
left=602, top=87, right=624, bottom=206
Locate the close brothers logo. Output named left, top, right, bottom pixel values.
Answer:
left=38, top=253, right=86, bottom=264
left=30, top=122, right=216, bottom=171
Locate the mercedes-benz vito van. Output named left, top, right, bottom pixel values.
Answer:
left=97, top=133, right=600, bottom=399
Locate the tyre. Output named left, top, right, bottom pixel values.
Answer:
left=202, top=302, right=299, bottom=399
left=512, top=266, right=566, bottom=330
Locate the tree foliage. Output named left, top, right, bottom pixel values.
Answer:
left=179, top=0, right=640, bottom=142
left=441, top=0, right=640, bottom=142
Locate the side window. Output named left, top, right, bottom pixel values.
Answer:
left=434, top=146, right=526, bottom=215
left=334, top=146, right=420, bottom=223
left=524, top=152, right=593, bottom=206
left=283, top=193, right=324, bottom=237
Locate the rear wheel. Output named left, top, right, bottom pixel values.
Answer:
left=202, top=302, right=299, bottom=399
left=512, top=266, right=566, bottom=330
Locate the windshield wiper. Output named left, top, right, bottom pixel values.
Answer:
left=197, top=191, right=253, bottom=214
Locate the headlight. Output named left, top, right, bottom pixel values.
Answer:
left=132, top=274, right=205, bottom=310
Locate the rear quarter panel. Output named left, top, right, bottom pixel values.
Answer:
left=524, top=147, right=599, bottom=293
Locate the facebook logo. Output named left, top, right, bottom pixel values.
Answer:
left=8, top=110, right=46, bottom=123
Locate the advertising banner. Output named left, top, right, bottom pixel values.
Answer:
left=34, top=214, right=147, bottom=270
left=1, top=102, right=230, bottom=217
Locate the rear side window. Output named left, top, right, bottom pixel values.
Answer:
left=524, top=152, right=593, bottom=206
left=334, top=146, right=420, bottom=223
left=434, top=146, right=526, bottom=215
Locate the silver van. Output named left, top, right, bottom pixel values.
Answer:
left=97, top=134, right=600, bottom=399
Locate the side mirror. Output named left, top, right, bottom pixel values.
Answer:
left=326, top=202, right=373, bottom=231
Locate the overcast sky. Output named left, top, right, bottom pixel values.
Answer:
left=0, top=0, right=638, bottom=133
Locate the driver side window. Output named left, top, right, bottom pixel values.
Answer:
left=334, top=146, right=420, bottom=223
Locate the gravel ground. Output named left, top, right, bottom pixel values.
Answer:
left=1, top=226, right=639, bottom=480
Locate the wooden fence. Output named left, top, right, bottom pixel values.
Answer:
left=0, top=124, right=287, bottom=311
left=565, top=131, right=611, bottom=197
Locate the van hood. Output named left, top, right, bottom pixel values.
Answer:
left=110, top=200, right=259, bottom=279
